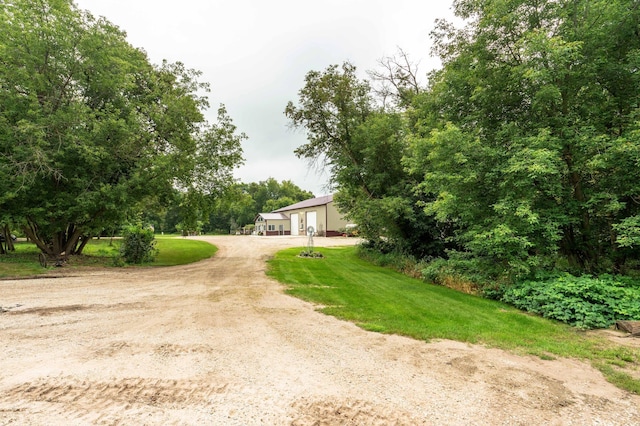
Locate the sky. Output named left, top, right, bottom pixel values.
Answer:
left=73, top=0, right=456, bottom=196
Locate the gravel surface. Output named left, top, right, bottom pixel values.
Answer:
left=1, top=235, right=639, bottom=425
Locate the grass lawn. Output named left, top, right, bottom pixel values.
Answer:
left=153, top=236, right=218, bottom=266
left=267, top=246, right=640, bottom=394
left=0, top=236, right=217, bottom=278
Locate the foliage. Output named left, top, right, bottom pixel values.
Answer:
left=205, top=178, right=314, bottom=233
left=245, top=178, right=314, bottom=214
left=500, top=274, right=640, bottom=329
left=0, top=0, right=244, bottom=258
left=356, top=243, right=424, bottom=278
left=286, top=63, right=447, bottom=259
left=119, top=225, right=157, bottom=264
left=405, top=0, right=640, bottom=278
left=614, top=215, right=640, bottom=249
left=267, top=245, right=640, bottom=394
left=298, top=250, right=324, bottom=258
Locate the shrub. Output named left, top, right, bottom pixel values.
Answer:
left=421, top=252, right=503, bottom=288
left=356, top=244, right=424, bottom=278
left=119, top=225, right=157, bottom=264
left=500, top=274, right=640, bottom=329
left=299, top=250, right=324, bottom=258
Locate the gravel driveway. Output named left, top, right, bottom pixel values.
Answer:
left=1, top=235, right=639, bottom=425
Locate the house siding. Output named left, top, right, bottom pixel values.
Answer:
left=255, top=214, right=290, bottom=235
left=257, top=195, right=348, bottom=237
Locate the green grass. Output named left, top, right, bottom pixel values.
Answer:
left=153, top=237, right=218, bottom=266
left=0, top=243, right=47, bottom=277
left=78, top=236, right=218, bottom=266
left=0, top=236, right=217, bottom=278
left=267, top=246, right=640, bottom=394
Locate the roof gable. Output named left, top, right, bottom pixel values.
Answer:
left=256, top=212, right=289, bottom=221
left=273, top=194, right=333, bottom=212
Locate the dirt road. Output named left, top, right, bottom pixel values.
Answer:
left=1, top=235, right=639, bottom=425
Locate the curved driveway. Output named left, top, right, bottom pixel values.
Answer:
left=1, top=235, right=639, bottom=425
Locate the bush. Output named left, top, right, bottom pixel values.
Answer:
left=500, top=274, right=640, bottom=329
left=357, top=244, right=423, bottom=278
left=421, top=251, right=504, bottom=288
left=119, top=225, right=157, bottom=264
left=299, top=250, right=324, bottom=258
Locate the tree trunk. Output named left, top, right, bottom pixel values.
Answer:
left=74, top=235, right=91, bottom=255
left=561, top=143, right=597, bottom=272
left=59, top=224, right=83, bottom=255
left=23, top=220, right=86, bottom=257
left=23, top=220, right=52, bottom=255
left=3, top=224, right=15, bottom=252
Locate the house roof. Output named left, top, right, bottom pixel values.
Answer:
left=273, top=194, right=333, bottom=213
left=257, top=212, right=289, bottom=221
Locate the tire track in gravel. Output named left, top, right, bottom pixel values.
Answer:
left=4, top=377, right=228, bottom=407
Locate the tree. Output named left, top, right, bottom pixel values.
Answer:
left=0, top=0, right=244, bottom=256
left=263, top=196, right=296, bottom=213
left=203, top=179, right=314, bottom=234
left=408, top=0, right=640, bottom=277
left=367, top=48, right=422, bottom=110
left=286, top=63, right=445, bottom=257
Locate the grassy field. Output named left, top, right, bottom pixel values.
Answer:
left=0, top=236, right=217, bottom=278
left=267, top=246, right=640, bottom=394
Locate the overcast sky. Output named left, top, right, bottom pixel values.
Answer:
left=73, top=0, right=455, bottom=196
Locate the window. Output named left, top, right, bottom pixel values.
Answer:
left=267, top=224, right=276, bottom=231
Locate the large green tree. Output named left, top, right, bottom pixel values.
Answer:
left=0, top=0, right=244, bottom=256
left=286, top=63, right=444, bottom=257
left=408, top=0, right=640, bottom=277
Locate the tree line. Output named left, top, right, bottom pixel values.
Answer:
left=142, top=178, right=314, bottom=235
left=286, top=0, right=640, bottom=287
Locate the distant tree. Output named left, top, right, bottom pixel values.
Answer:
left=206, top=185, right=256, bottom=233
left=204, top=179, right=314, bottom=233
left=244, top=178, right=313, bottom=214
left=0, top=0, right=244, bottom=256
left=263, top=196, right=296, bottom=212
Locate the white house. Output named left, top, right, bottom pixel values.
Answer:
left=254, top=212, right=289, bottom=236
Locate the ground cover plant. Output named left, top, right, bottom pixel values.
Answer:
left=267, top=246, right=640, bottom=394
left=499, top=275, right=640, bottom=329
